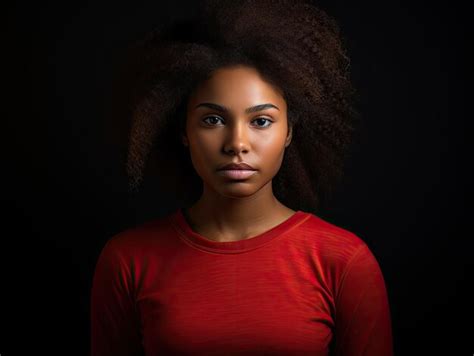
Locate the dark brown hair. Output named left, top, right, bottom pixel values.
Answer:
left=113, top=0, right=359, bottom=214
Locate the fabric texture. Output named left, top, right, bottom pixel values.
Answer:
left=91, top=208, right=393, bottom=355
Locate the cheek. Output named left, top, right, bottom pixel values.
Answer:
left=187, top=135, right=218, bottom=172
left=256, top=135, right=287, bottom=163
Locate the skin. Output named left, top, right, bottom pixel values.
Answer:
left=181, top=65, right=295, bottom=242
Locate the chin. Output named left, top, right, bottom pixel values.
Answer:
left=213, top=181, right=260, bottom=197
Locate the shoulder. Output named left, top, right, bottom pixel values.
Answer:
left=98, top=211, right=176, bottom=261
left=298, top=211, right=369, bottom=260
left=296, top=211, right=383, bottom=295
left=294, top=211, right=379, bottom=284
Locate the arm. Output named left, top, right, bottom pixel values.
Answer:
left=90, top=239, right=144, bottom=356
left=333, top=244, right=393, bottom=356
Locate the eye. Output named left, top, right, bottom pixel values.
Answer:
left=202, top=116, right=274, bottom=128
left=252, top=117, right=273, bottom=128
left=202, top=115, right=224, bottom=126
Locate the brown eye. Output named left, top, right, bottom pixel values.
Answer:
left=202, top=116, right=224, bottom=126
left=202, top=116, right=273, bottom=128
left=252, top=117, right=273, bottom=128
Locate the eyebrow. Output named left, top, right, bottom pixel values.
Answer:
left=194, top=102, right=280, bottom=114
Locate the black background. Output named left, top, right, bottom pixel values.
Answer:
left=3, top=0, right=472, bottom=355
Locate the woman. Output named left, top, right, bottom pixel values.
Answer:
left=91, top=0, right=393, bottom=355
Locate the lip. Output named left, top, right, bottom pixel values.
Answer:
left=218, top=162, right=256, bottom=171
left=217, top=169, right=257, bottom=180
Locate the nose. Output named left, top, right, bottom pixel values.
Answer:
left=223, top=120, right=250, bottom=155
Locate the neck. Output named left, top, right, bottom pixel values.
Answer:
left=183, top=181, right=293, bottom=242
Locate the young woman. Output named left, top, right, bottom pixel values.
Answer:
left=91, top=0, right=393, bottom=355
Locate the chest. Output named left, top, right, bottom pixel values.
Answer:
left=136, top=252, right=335, bottom=355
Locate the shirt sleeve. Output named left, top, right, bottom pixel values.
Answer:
left=333, top=243, right=393, bottom=356
left=90, top=239, right=145, bottom=356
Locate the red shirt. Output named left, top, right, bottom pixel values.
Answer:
left=91, top=208, right=393, bottom=355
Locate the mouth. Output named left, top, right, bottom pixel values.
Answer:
left=216, top=169, right=257, bottom=180
left=217, top=162, right=256, bottom=171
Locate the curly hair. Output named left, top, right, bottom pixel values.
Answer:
left=114, top=0, right=359, bottom=214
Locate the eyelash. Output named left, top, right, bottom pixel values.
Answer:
left=202, top=116, right=274, bottom=128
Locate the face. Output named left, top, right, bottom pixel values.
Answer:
left=182, top=65, right=292, bottom=198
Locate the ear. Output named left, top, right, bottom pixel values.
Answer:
left=181, top=132, right=189, bottom=147
left=285, top=124, right=293, bottom=147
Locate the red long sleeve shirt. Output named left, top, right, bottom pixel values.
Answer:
left=91, top=208, right=393, bottom=355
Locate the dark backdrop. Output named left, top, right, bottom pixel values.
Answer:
left=3, top=0, right=472, bottom=355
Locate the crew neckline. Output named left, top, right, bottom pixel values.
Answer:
left=169, top=207, right=310, bottom=254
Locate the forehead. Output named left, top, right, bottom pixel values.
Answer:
left=188, top=66, right=286, bottom=110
